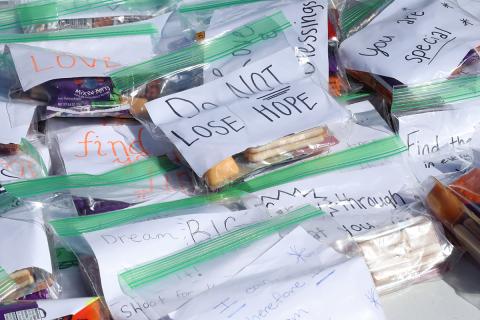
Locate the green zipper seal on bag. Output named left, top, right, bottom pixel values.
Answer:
left=392, top=75, right=480, bottom=114
left=0, top=0, right=135, bottom=31
left=340, top=0, right=392, bottom=37
left=336, top=91, right=370, bottom=103
left=50, top=136, right=404, bottom=237
left=0, top=6, right=17, bottom=31
left=234, top=135, right=406, bottom=193
left=20, top=138, right=48, bottom=176
left=119, top=205, right=323, bottom=289
left=0, top=22, right=158, bottom=43
left=109, top=11, right=291, bottom=92
left=3, top=156, right=177, bottom=199
left=179, top=0, right=269, bottom=13
left=50, top=188, right=245, bottom=237
left=56, top=247, right=78, bottom=269
left=16, top=0, right=124, bottom=27
left=0, top=266, right=16, bottom=300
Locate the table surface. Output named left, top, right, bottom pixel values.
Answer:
left=382, top=255, right=480, bottom=319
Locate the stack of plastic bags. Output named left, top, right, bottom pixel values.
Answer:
left=0, top=0, right=479, bottom=319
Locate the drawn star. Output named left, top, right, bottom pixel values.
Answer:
left=461, top=18, right=473, bottom=26
left=287, top=245, right=309, bottom=263
left=366, top=288, right=381, bottom=308
left=441, top=2, right=452, bottom=8
left=401, top=7, right=410, bottom=11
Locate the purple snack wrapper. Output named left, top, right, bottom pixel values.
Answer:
left=73, top=196, right=132, bottom=215
left=47, top=78, right=116, bottom=108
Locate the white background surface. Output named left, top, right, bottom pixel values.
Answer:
left=382, top=255, right=480, bottom=319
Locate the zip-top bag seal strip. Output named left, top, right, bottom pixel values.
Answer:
left=119, top=205, right=324, bottom=289
left=178, top=0, right=270, bottom=13
left=49, top=135, right=406, bottom=237
left=392, top=75, right=480, bottom=114
left=0, top=266, right=17, bottom=301
left=339, top=0, right=393, bottom=37
left=2, top=156, right=178, bottom=199
left=0, top=21, right=158, bottom=43
left=0, top=0, right=169, bottom=31
left=109, top=11, right=291, bottom=92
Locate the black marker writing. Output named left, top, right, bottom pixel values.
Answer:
left=404, top=27, right=454, bottom=64
left=171, top=115, right=245, bottom=147
left=253, top=92, right=317, bottom=122
left=358, top=36, right=395, bottom=57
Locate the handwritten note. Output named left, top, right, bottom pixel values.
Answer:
left=339, top=0, right=480, bottom=83
left=161, top=77, right=348, bottom=176
left=253, top=161, right=414, bottom=216
left=397, top=100, right=480, bottom=180
left=207, top=0, right=329, bottom=83
left=146, top=47, right=305, bottom=126
left=170, top=227, right=386, bottom=320
left=83, top=208, right=269, bottom=320
left=47, top=118, right=171, bottom=175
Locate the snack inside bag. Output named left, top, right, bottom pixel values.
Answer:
left=2, top=14, right=175, bottom=118
left=0, top=214, right=57, bottom=302
left=425, top=171, right=480, bottom=264
left=158, top=76, right=348, bottom=190
left=110, top=11, right=317, bottom=119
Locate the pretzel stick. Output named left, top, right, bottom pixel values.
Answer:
left=246, top=127, right=326, bottom=154
left=245, top=133, right=328, bottom=163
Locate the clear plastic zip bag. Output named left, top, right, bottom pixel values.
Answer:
left=390, top=75, right=480, bottom=181
left=7, top=0, right=177, bottom=34
left=0, top=155, right=195, bottom=215
left=0, top=136, right=50, bottom=184
left=49, top=194, right=265, bottom=319
left=339, top=0, right=480, bottom=101
left=334, top=0, right=393, bottom=39
left=110, top=11, right=314, bottom=123
left=0, top=199, right=69, bottom=303
left=424, top=169, right=480, bottom=264
left=2, top=13, right=184, bottom=118
left=117, top=205, right=387, bottom=320
left=179, top=0, right=353, bottom=96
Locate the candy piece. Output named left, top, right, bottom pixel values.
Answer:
left=128, top=97, right=148, bottom=117
left=204, top=157, right=240, bottom=189
left=450, top=168, right=480, bottom=204
left=426, top=180, right=466, bottom=226
left=11, top=269, right=34, bottom=288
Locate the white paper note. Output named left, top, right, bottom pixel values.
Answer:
left=146, top=47, right=306, bottom=126
left=0, top=217, right=52, bottom=274
left=171, top=227, right=386, bottom=320
left=207, top=0, right=329, bottom=83
left=339, top=0, right=480, bottom=84
left=253, top=161, right=414, bottom=216
left=0, top=102, right=35, bottom=144
left=84, top=208, right=269, bottom=320
left=161, top=77, right=348, bottom=176
left=47, top=118, right=171, bottom=175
